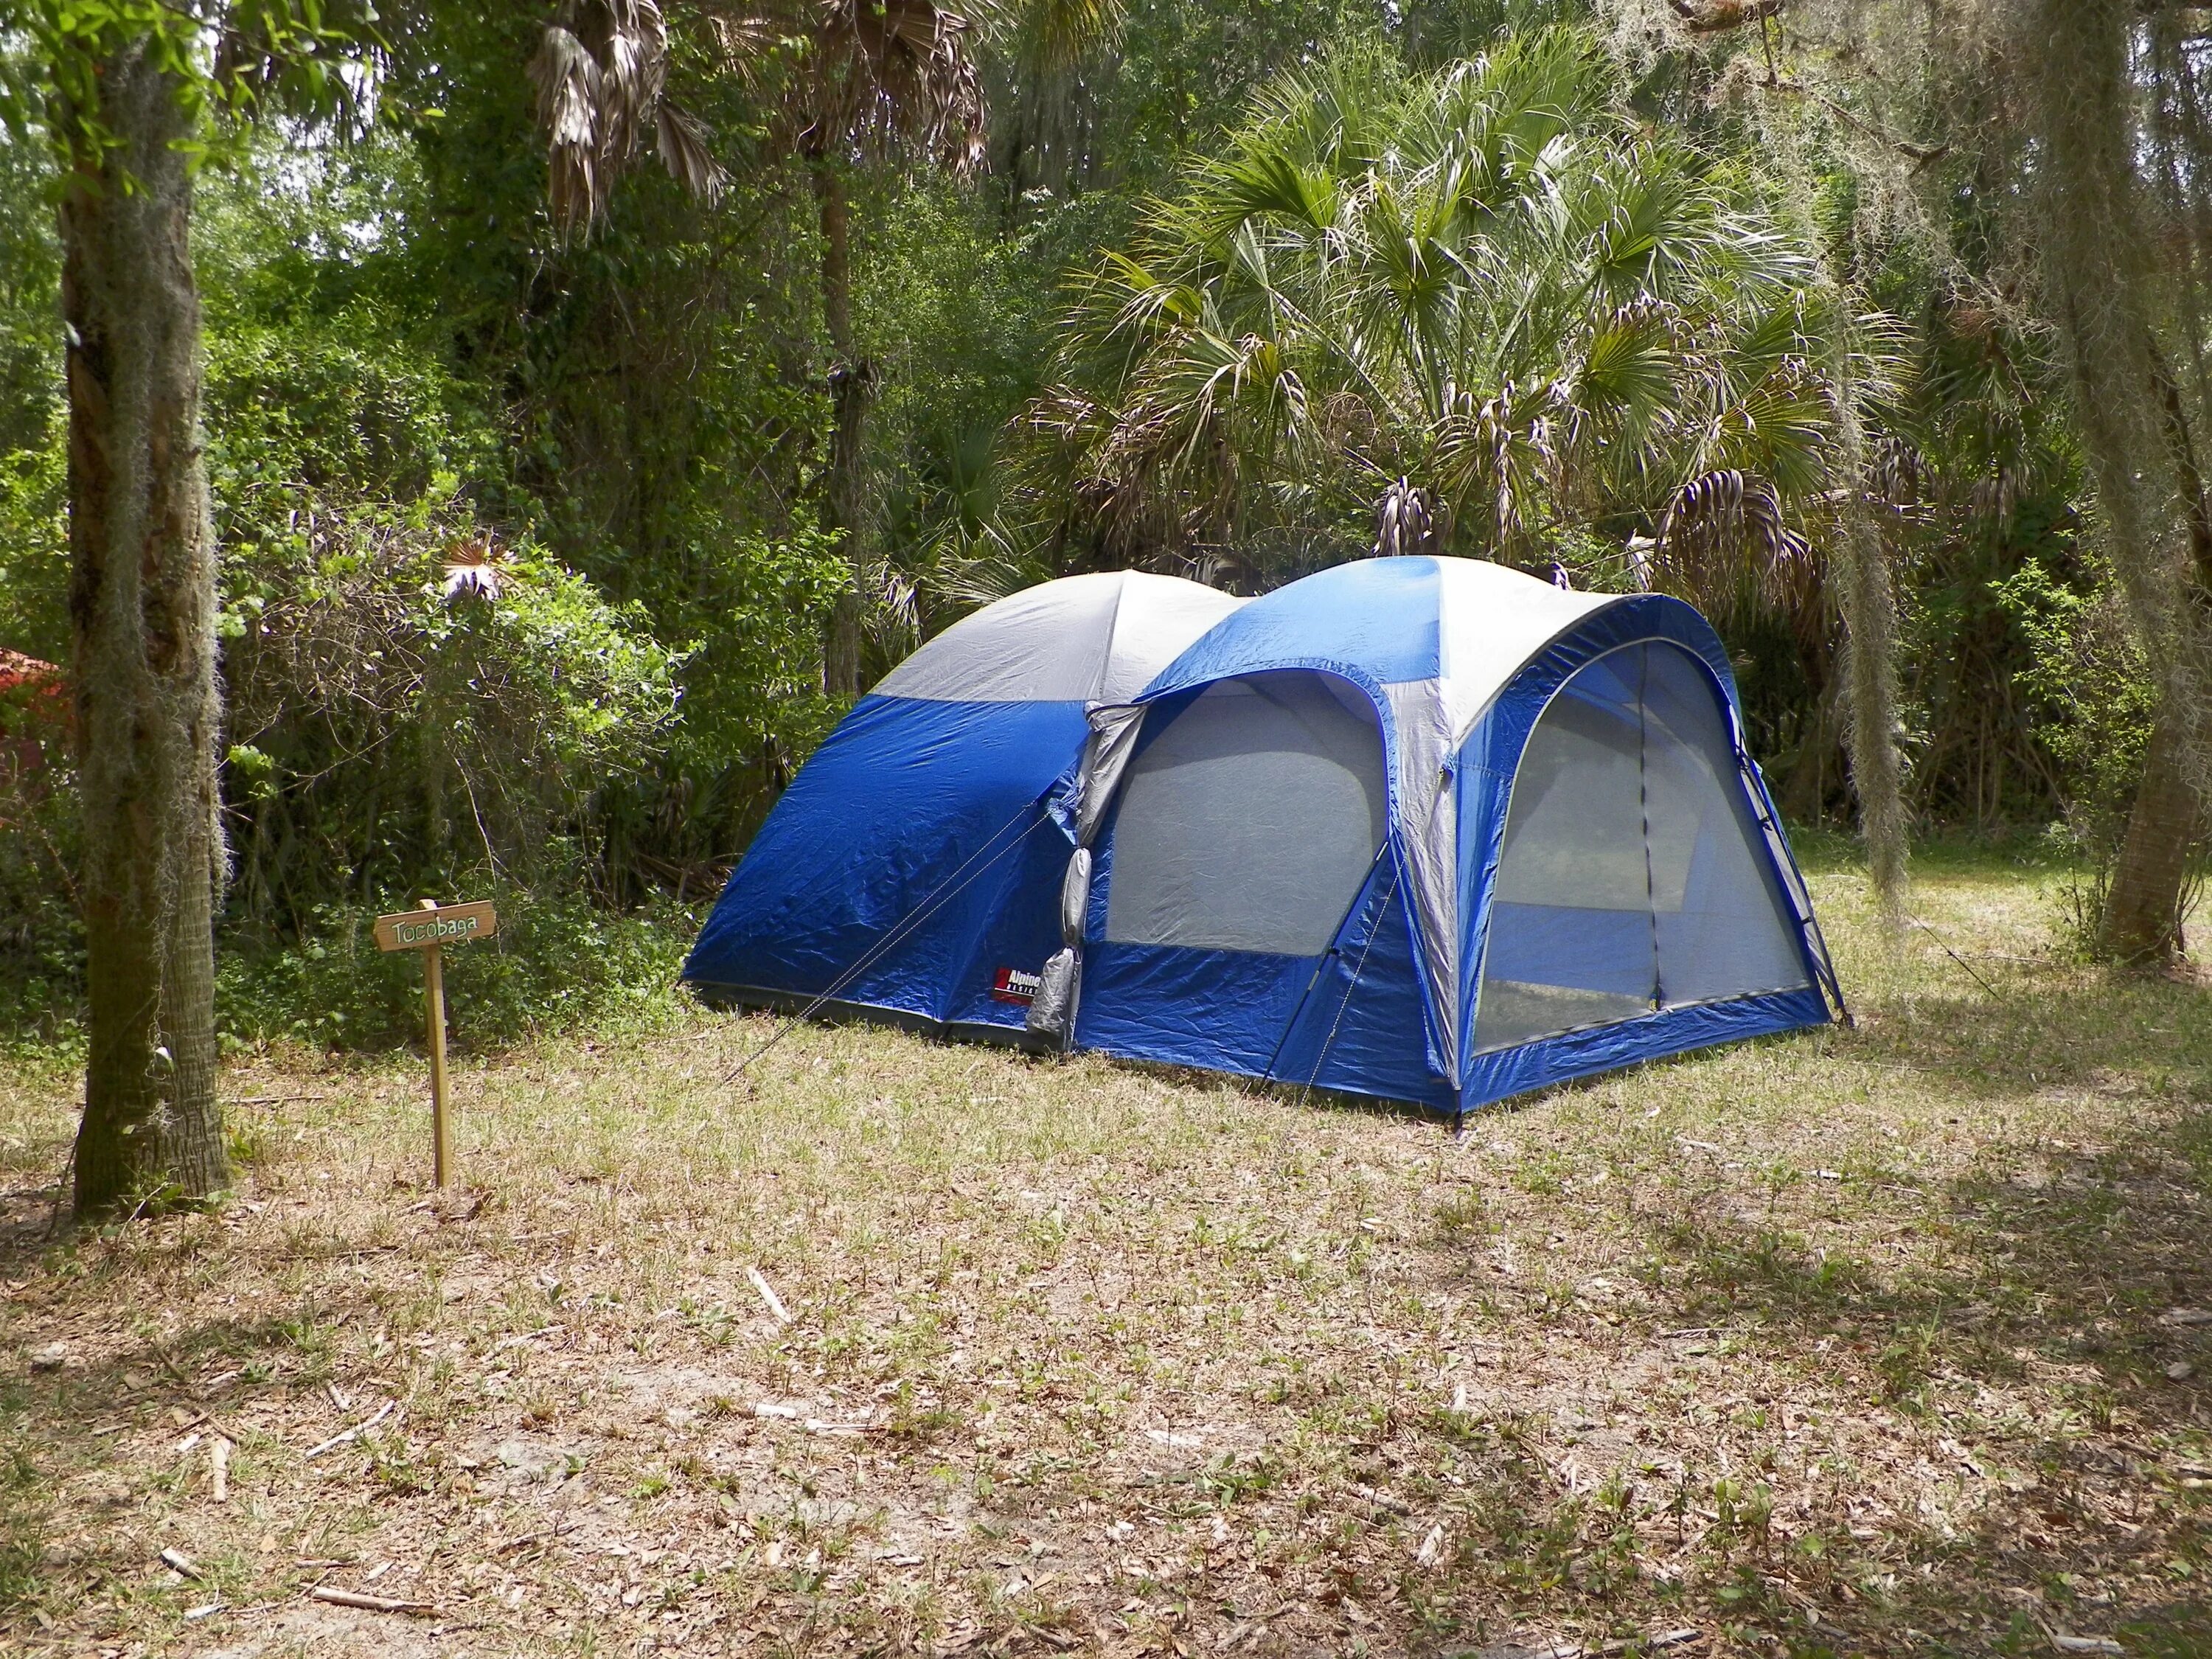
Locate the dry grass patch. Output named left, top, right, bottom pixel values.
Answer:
left=2, top=856, right=2209, bottom=1657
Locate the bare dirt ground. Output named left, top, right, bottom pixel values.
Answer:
left=2, top=858, right=2208, bottom=1658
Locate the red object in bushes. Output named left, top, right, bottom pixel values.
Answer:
left=0, top=650, right=63, bottom=785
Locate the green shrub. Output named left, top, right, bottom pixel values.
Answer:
left=214, top=886, right=705, bottom=1054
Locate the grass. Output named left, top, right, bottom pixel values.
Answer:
left=1, top=851, right=2209, bottom=1657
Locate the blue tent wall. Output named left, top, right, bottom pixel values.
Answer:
left=939, top=817, right=1084, bottom=1031
left=1452, top=597, right=1834, bottom=1109
left=1074, top=832, right=1450, bottom=1108
left=682, top=694, right=1082, bottom=1036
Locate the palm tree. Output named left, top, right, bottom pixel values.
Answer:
left=531, top=0, right=985, bottom=695
left=1023, top=31, right=1846, bottom=589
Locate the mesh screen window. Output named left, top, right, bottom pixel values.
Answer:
left=1472, top=643, right=1809, bottom=1052
left=1105, top=673, right=1386, bottom=958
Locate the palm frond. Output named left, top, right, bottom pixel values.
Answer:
left=532, top=23, right=605, bottom=234
left=1652, top=467, right=1818, bottom=616
left=656, top=104, right=725, bottom=202
left=1192, top=147, right=1343, bottom=241
left=799, top=0, right=987, bottom=173
left=1015, top=0, right=1126, bottom=75
left=1374, top=477, right=1446, bottom=557
left=533, top=0, right=717, bottom=240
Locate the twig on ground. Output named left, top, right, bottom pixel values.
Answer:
left=170, top=1390, right=251, bottom=1447
left=747, top=1265, right=791, bottom=1324
left=304, top=1397, right=396, bottom=1459
left=308, top=1585, right=435, bottom=1615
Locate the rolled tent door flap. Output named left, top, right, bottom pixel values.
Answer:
left=1059, top=846, right=1093, bottom=946
left=1023, top=846, right=1093, bottom=1048
left=1026, top=947, right=1080, bottom=1046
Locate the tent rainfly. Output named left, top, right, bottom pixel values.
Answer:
left=685, top=557, right=1845, bottom=1115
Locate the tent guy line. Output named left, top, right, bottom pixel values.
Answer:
left=1253, top=841, right=1391, bottom=1095
left=1290, top=851, right=1403, bottom=1113
left=719, top=798, right=1052, bottom=1088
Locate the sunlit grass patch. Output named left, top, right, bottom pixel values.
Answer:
left=0, top=850, right=2207, bottom=1654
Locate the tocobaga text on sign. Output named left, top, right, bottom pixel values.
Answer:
left=374, top=900, right=498, bottom=953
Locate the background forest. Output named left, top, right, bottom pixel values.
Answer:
left=0, top=0, right=2178, bottom=1054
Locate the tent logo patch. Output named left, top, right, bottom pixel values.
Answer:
left=992, top=966, right=1041, bottom=1005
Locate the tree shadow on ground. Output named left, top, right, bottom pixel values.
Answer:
left=1840, top=957, right=2212, bottom=1102
left=0, top=1176, right=68, bottom=1282
left=1624, top=998, right=2212, bottom=1653
left=1, top=1287, right=389, bottom=1627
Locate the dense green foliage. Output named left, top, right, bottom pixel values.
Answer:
left=0, top=0, right=2183, bottom=1045
left=1022, top=33, right=1840, bottom=582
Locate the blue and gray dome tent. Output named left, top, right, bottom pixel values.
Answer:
left=684, top=556, right=1845, bottom=1114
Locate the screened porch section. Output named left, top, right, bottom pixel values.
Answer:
left=1472, top=641, right=1813, bottom=1054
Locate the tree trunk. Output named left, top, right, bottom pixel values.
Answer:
left=813, top=157, right=872, bottom=700
left=1835, top=504, right=1910, bottom=931
left=2097, top=700, right=2202, bottom=961
left=1823, top=337, right=1910, bottom=931
left=2093, top=340, right=2212, bottom=961
left=60, top=37, right=229, bottom=1216
left=2031, top=0, right=2211, bottom=964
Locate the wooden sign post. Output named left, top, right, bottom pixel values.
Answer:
left=374, top=898, right=498, bottom=1188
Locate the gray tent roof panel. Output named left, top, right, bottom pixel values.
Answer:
left=872, top=571, right=1247, bottom=705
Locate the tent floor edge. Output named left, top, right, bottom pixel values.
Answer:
left=684, top=981, right=1055, bottom=1054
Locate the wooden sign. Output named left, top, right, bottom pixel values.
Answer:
left=373, top=899, right=498, bottom=953
left=373, top=898, right=497, bottom=1189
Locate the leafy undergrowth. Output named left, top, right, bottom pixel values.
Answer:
left=1, top=858, right=2209, bottom=1658
left=212, top=889, right=706, bottom=1055
left=0, top=887, right=708, bottom=1068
